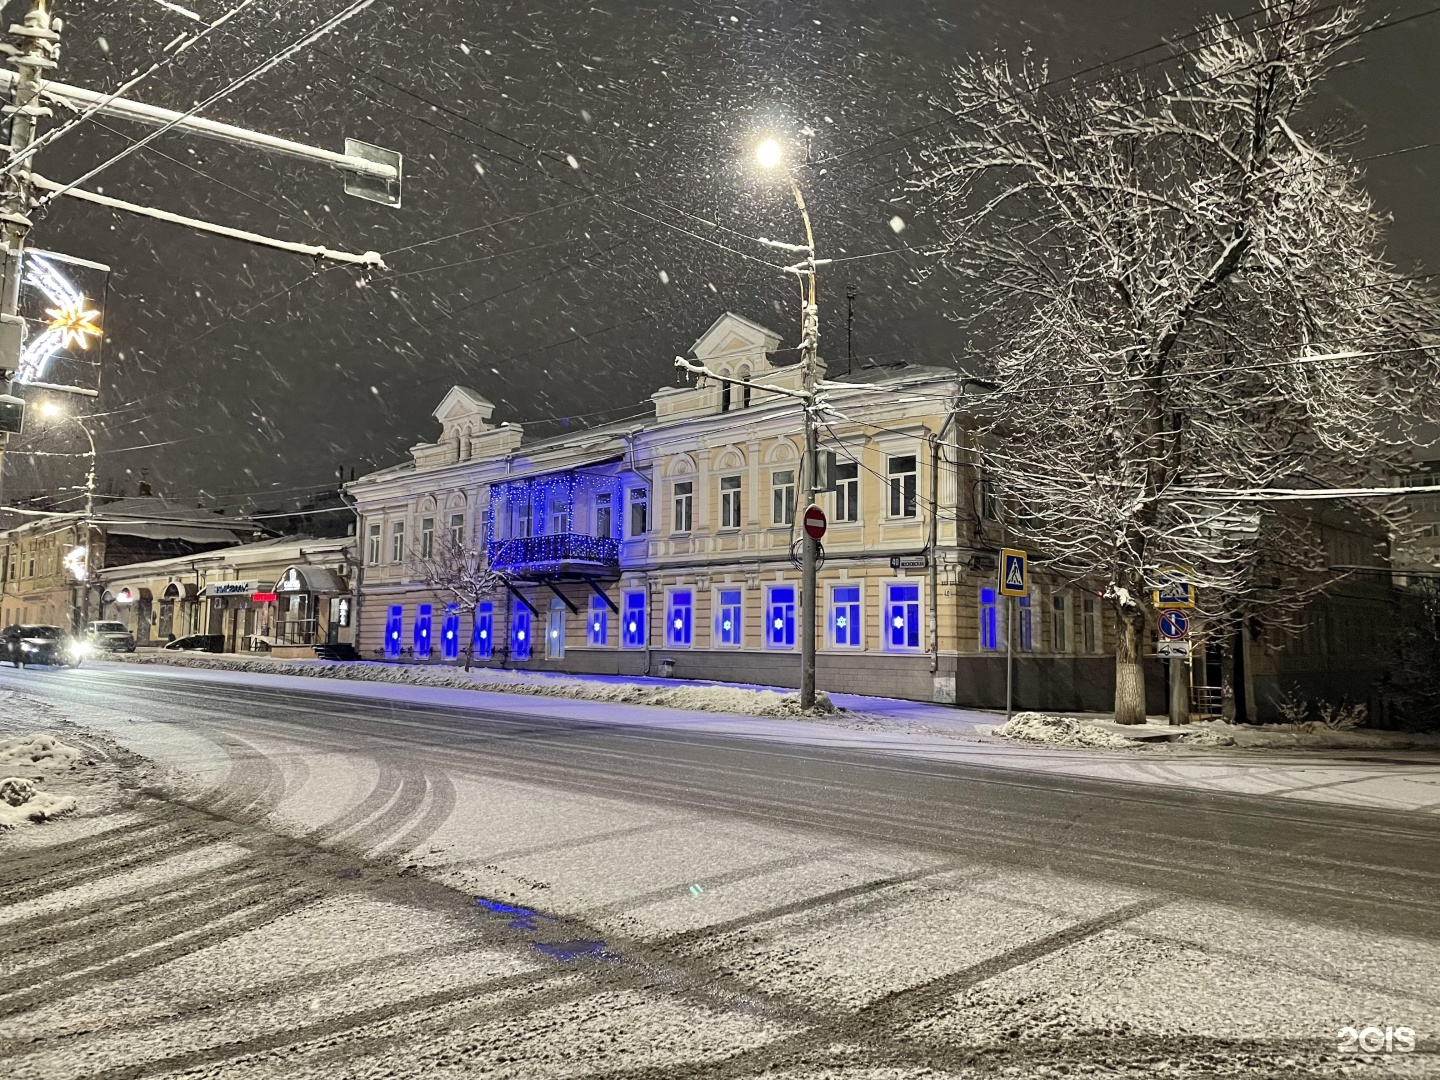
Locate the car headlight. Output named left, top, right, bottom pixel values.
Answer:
left=20, top=642, right=34, bottom=651
left=69, top=641, right=91, bottom=656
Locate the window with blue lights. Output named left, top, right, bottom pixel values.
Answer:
left=832, top=584, right=862, bottom=649
left=414, top=603, right=433, bottom=660
left=716, top=589, right=742, bottom=647
left=441, top=608, right=460, bottom=661
left=473, top=601, right=493, bottom=659
left=886, top=583, right=920, bottom=650
left=1018, top=588, right=1035, bottom=651
left=622, top=591, right=646, bottom=647
left=668, top=589, right=692, bottom=647
left=384, top=604, right=403, bottom=659
left=512, top=601, right=532, bottom=660
left=546, top=600, right=565, bottom=660
left=589, top=596, right=609, bottom=645
left=980, top=586, right=999, bottom=651
left=767, top=585, right=796, bottom=649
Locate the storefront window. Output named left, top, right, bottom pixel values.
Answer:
left=474, top=601, right=493, bottom=659
left=414, top=603, right=432, bottom=660
left=385, top=605, right=403, bottom=659
left=512, top=601, right=532, bottom=660
left=441, top=607, right=460, bottom=661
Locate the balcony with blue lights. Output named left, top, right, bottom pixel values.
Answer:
left=486, top=533, right=621, bottom=580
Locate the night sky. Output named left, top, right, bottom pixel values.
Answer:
left=8, top=0, right=1438, bottom=512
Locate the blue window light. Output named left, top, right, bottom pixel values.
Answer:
left=767, top=585, right=796, bottom=649
left=716, top=589, right=742, bottom=647
left=980, top=587, right=999, bottom=651
left=589, top=596, right=609, bottom=646
left=622, top=591, right=646, bottom=648
left=668, top=589, right=692, bottom=647
left=887, top=583, right=920, bottom=651
left=414, top=604, right=433, bottom=659
left=832, top=585, right=861, bottom=648
left=1018, top=589, right=1034, bottom=652
left=474, top=601, right=493, bottom=660
left=441, top=607, right=460, bottom=661
left=384, top=604, right=403, bottom=659
left=512, top=601, right=532, bottom=660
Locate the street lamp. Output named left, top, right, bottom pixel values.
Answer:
left=755, top=136, right=822, bottom=711
left=37, top=400, right=97, bottom=629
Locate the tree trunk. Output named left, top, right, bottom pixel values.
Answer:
left=1114, top=606, right=1147, bottom=724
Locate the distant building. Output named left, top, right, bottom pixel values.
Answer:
left=0, top=496, right=250, bottom=635
left=93, top=535, right=357, bottom=654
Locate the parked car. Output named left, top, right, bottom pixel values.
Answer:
left=162, top=634, right=225, bottom=653
left=84, top=620, right=136, bottom=653
left=1, top=624, right=84, bottom=667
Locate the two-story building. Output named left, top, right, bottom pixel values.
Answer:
left=348, top=313, right=1133, bottom=710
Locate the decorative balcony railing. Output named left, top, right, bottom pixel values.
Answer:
left=487, top=533, right=620, bottom=576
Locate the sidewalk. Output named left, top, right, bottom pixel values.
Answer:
left=92, top=655, right=1440, bottom=815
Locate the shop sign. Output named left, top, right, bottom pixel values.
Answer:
left=208, top=582, right=252, bottom=596
left=277, top=568, right=304, bottom=593
left=252, top=592, right=278, bottom=603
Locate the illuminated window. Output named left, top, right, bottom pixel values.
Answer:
left=414, top=603, right=432, bottom=660
left=980, top=587, right=999, bottom=651
left=832, top=584, right=861, bottom=649
left=384, top=605, right=403, bottom=659
left=441, top=608, right=460, bottom=661
left=622, top=591, right=646, bottom=648
left=1018, top=588, right=1035, bottom=652
left=716, top=589, right=742, bottom=647
left=767, top=585, right=796, bottom=649
left=512, top=601, right=532, bottom=660
left=886, top=583, right=920, bottom=650
left=546, top=600, right=565, bottom=660
left=668, top=589, right=692, bottom=647
left=473, top=601, right=493, bottom=660
left=589, top=596, right=609, bottom=645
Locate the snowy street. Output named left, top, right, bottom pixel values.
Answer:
left=0, top=664, right=1437, bottom=1078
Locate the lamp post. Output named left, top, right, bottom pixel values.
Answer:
left=38, top=400, right=95, bottom=629
left=756, top=137, right=821, bottom=711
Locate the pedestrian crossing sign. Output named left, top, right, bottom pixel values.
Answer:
left=1000, top=548, right=1028, bottom=597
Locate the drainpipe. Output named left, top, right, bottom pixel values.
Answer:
left=928, top=403, right=959, bottom=675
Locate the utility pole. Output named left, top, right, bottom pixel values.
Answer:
left=793, top=178, right=820, bottom=712
left=1, top=0, right=56, bottom=324
left=846, top=283, right=855, bottom=378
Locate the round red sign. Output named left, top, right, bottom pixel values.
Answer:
left=802, top=504, right=827, bottom=540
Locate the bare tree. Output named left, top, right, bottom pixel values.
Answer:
left=914, top=0, right=1440, bottom=722
left=409, top=531, right=503, bottom=669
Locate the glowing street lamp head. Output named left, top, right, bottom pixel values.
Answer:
left=39, top=401, right=63, bottom=419
left=755, top=138, right=783, bottom=170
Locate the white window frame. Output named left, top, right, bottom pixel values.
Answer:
left=829, top=581, right=863, bottom=650
left=546, top=599, right=566, bottom=660
left=714, top=587, right=743, bottom=648
left=673, top=480, right=693, bottom=534
left=771, top=469, right=796, bottom=526
left=766, top=584, right=797, bottom=650
left=390, top=521, right=406, bottom=563
left=595, top=492, right=613, bottom=538
left=1051, top=590, right=1071, bottom=654
left=834, top=460, right=859, bottom=523
left=622, top=589, right=647, bottom=648
left=449, top=512, right=465, bottom=546
left=589, top=595, right=609, bottom=646
left=628, top=487, right=649, bottom=537
left=720, top=475, right=743, bottom=530
left=666, top=588, right=693, bottom=648
left=884, top=580, right=922, bottom=652
left=887, top=455, right=918, bottom=519
left=366, top=522, right=382, bottom=565
left=420, top=516, right=435, bottom=559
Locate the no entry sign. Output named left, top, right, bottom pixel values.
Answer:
left=802, top=504, right=827, bottom=540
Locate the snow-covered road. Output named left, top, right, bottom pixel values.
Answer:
left=1, top=663, right=1437, bottom=1078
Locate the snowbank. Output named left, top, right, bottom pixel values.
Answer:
left=994, top=712, right=1136, bottom=750
left=1180, top=719, right=1440, bottom=751
left=0, top=733, right=81, bottom=770
left=99, top=653, right=836, bottom=718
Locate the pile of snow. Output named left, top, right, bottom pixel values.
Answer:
left=101, top=654, right=835, bottom=718
left=0, top=733, right=81, bottom=771
left=0, top=773, right=76, bottom=828
left=994, top=712, right=1135, bottom=750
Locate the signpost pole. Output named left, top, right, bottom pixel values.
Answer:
left=1005, top=593, right=1014, bottom=723
left=1169, top=654, right=1188, bottom=727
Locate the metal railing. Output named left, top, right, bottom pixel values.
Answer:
left=487, top=533, right=619, bottom=572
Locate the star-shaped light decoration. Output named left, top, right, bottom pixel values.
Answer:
left=45, top=298, right=102, bottom=351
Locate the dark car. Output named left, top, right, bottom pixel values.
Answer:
left=162, top=634, right=225, bottom=653
left=1, top=624, right=81, bottom=667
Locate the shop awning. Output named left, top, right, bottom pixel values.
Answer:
left=274, top=565, right=348, bottom=595
left=161, top=581, right=199, bottom=602
left=199, top=579, right=265, bottom=599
